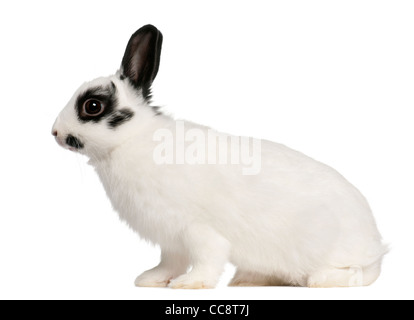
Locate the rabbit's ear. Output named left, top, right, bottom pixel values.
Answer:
left=121, top=25, right=163, bottom=98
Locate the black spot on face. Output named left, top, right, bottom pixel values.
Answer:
left=66, top=134, right=84, bottom=149
left=107, top=109, right=134, bottom=129
left=76, top=82, right=117, bottom=123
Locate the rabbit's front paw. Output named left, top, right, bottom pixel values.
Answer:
left=135, top=269, right=174, bottom=288
left=168, top=274, right=215, bottom=289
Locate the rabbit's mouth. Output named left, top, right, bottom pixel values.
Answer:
left=54, top=133, right=84, bottom=152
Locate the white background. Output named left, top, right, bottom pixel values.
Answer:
left=0, top=0, right=413, bottom=300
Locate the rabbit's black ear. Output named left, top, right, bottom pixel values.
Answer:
left=121, top=25, right=163, bottom=99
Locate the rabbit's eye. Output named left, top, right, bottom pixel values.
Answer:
left=83, top=99, right=104, bottom=116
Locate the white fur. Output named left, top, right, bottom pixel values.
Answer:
left=53, top=74, right=387, bottom=289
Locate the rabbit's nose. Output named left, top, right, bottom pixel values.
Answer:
left=52, top=130, right=58, bottom=137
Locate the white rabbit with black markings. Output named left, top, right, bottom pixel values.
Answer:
left=52, top=25, right=387, bottom=288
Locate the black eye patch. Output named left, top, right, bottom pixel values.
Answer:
left=76, top=82, right=117, bottom=123
left=75, top=82, right=135, bottom=129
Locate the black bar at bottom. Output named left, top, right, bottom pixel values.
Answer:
left=146, top=300, right=279, bottom=318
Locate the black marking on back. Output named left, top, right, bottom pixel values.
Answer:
left=108, top=109, right=134, bottom=129
left=151, top=106, right=162, bottom=116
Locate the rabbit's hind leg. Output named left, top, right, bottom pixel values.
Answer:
left=307, top=262, right=381, bottom=288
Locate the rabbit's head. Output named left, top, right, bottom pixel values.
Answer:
left=52, top=25, right=163, bottom=159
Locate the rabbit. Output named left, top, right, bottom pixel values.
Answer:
left=52, top=25, right=387, bottom=288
